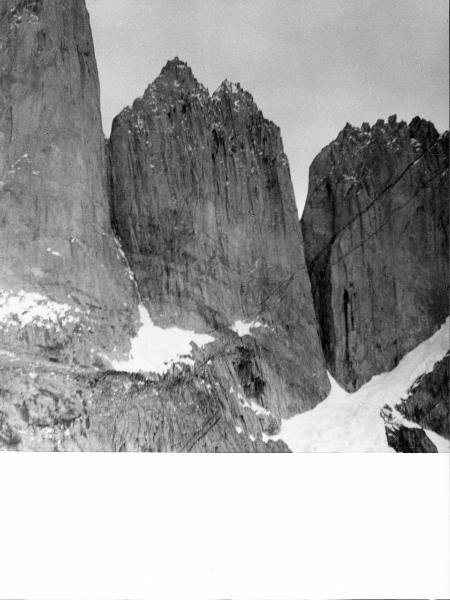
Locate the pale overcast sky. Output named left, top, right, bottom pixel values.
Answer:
left=86, top=0, right=449, bottom=215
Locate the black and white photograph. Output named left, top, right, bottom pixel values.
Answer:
left=0, top=0, right=449, bottom=595
left=0, top=0, right=448, bottom=453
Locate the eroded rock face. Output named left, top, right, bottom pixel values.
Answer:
left=301, top=116, right=449, bottom=391
left=396, top=353, right=449, bottom=439
left=0, top=0, right=138, bottom=364
left=108, top=58, right=329, bottom=417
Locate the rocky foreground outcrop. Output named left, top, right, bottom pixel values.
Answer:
left=396, top=353, right=449, bottom=439
left=381, top=405, right=438, bottom=453
left=0, top=343, right=289, bottom=452
left=301, top=116, right=449, bottom=391
left=108, top=58, right=329, bottom=418
left=0, top=0, right=138, bottom=365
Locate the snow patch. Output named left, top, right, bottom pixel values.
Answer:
left=0, top=291, right=81, bottom=329
left=110, top=304, right=214, bottom=375
left=424, top=429, right=449, bottom=453
left=269, top=319, right=449, bottom=452
left=231, top=319, right=266, bottom=337
left=240, top=397, right=272, bottom=417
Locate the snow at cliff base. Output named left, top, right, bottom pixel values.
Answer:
left=0, top=290, right=81, bottom=328
left=269, top=318, right=449, bottom=452
left=111, top=304, right=214, bottom=375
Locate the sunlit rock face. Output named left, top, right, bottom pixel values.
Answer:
left=108, top=58, right=330, bottom=417
left=0, top=0, right=138, bottom=364
left=301, top=116, right=449, bottom=391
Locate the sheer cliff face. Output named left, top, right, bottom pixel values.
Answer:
left=301, top=116, right=449, bottom=391
left=109, top=58, right=329, bottom=415
left=0, top=0, right=137, bottom=363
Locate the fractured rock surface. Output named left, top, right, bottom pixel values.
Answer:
left=301, top=116, right=449, bottom=391
left=0, top=343, right=289, bottom=452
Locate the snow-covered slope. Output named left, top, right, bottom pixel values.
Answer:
left=268, top=318, right=449, bottom=452
left=110, top=304, right=214, bottom=375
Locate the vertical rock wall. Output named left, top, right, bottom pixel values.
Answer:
left=109, top=59, right=329, bottom=415
left=301, top=116, right=449, bottom=390
left=0, top=0, right=138, bottom=363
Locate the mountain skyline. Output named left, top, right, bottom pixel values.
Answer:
left=87, top=0, right=449, bottom=214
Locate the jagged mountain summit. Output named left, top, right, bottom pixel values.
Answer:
left=108, top=57, right=329, bottom=417
left=301, top=115, right=449, bottom=391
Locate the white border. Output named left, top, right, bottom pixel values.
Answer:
left=0, top=453, right=449, bottom=600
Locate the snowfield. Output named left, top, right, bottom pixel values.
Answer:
left=111, top=304, right=214, bottom=375
left=268, top=318, right=449, bottom=452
